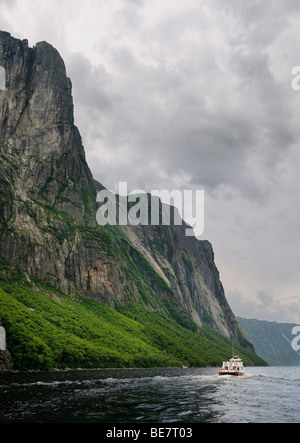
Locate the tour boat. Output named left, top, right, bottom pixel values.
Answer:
left=219, top=356, right=245, bottom=376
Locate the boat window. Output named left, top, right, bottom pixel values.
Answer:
left=0, top=67, right=6, bottom=90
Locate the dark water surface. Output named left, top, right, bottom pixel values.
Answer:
left=0, top=366, right=299, bottom=423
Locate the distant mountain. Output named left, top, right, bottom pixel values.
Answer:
left=0, top=31, right=265, bottom=370
left=238, top=317, right=300, bottom=366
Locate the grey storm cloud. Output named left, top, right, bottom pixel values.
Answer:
left=62, top=0, right=298, bottom=200
left=0, top=0, right=16, bottom=6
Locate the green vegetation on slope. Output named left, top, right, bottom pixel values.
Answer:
left=0, top=261, right=266, bottom=371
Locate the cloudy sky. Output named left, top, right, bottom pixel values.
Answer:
left=2, top=0, right=300, bottom=323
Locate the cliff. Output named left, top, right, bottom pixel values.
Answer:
left=0, top=31, right=258, bottom=369
left=0, top=31, right=121, bottom=300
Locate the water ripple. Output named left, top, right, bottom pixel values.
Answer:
left=1, top=367, right=300, bottom=423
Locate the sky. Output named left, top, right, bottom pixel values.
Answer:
left=1, top=0, right=300, bottom=323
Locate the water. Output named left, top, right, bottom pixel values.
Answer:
left=0, top=367, right=299, bottom=423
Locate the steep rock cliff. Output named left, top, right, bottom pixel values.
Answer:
left=0, top=31, right=252, bottom=350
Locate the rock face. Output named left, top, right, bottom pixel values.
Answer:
left=0, top=31, right=96, bottom=220
left=0, top=31, right=252, bottom=349
left=121, top=222, right=239, bottom=338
